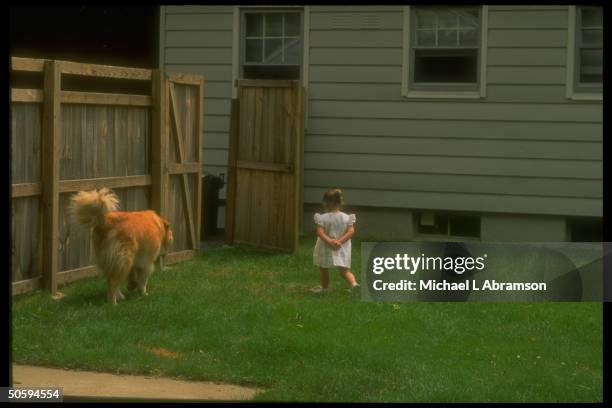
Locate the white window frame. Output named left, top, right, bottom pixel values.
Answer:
left=401, top=5, right=488, bottom=99
left=232, top=6, right=309, bottom=99
left=566, top=5, right=603, bottom=101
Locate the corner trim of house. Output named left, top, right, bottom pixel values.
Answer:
left=232, top=6, right=240, bottom=99
left=302, top=6, right=310, bottom=130
left=158, top=5, right=166, bottom=70
left=302, top=6, right=310, bottom=92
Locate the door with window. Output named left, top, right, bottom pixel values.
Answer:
left=225, top=9, right=305, bottom=252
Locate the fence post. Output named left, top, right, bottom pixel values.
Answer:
left=41, top=60, right=60, bottom=294
left=152, top=70, right=168, bottom=268
left=195, top=77, right=205, bottom=253
left=151, top=69, right=168, bottom=217
left=224, top=98, right=239, bottom=245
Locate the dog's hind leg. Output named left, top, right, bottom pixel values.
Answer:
left=106, top=250, right=134, bottom=305
left=136, top=263, right=155, bottom=296
left=127, top=267, right=139, bottom=292
left=116, top=289, right=126, bottom=301
left=107, top=275, right=122, bottom=305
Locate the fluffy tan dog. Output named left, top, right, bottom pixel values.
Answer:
left=70, top=188, right=173, bottom=304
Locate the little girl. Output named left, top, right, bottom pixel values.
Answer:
left=311, top=188, right=360, bottom=295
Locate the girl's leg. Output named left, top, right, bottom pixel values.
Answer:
left=319, top=267, right=330, bottom=289
left=339, top=267, right=358, bottom=287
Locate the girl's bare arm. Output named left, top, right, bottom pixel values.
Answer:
left=316, top=226, right=340, bottom=248
left=337, top=225, right=355, bottom=245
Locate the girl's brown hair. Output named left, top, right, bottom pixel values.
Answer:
left=322, top=188, right=344, bottom=211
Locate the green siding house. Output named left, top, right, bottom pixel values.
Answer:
left=159, top=5, right=602, bottom=242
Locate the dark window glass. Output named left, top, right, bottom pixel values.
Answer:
left=418, top=212, right=481, bottom=238
left=243, top=65, right=300, bottom=80
left=577, top=7, right=603, bottom=86
left=568, top=218, right=602, bottom=242
left=449, top=215, right=480, bottom=238
left=414, top=49, right=478, bottom=83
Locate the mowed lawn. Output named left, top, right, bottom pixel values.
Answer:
left=11, top=237, right=602, bottom=402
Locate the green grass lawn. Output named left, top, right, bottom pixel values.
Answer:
left=11, top=237, right=602, bottom=402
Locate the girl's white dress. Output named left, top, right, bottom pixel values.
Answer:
left=313, top=212, right=356, bottom=268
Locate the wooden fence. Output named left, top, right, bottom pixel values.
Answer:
left=10, top=57, right=205, bottom=296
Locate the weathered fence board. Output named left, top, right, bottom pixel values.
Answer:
left=11, top=197, right=43, bottom=282
left=59, top=105, right=150, bottom=180
left=11, top=103, right=42, bottom=183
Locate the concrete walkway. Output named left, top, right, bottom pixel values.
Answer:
left=12, top=365, right=260, bottom=402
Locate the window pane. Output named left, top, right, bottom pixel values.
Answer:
left=581, top=7, right=603, bottom=28
left=581, top=29, right=603, bottom=47
left=245, top=14, right=263, bottom=37
left=414, top=49, right=478, bottom=83
left=415, top=11, right=436, bottom=29
left=284, top=37, right=301, bottom=64
left=438, top=11, right=457, bottom=29
left=415, top=29, right=435, bottom=46
left=438, top=29, right=458, bottom=46
left=459, top=28, right=478, bottom=46
left=266, top=14, right=283, bottom=36
left=449, top=215, right=480, bottom=238
left=459, top=11, right=479, bottom=29
left=284, top=13, right=300, bottom=36
left=580, top=49, right=603, bottom=83
left=264, top=38, right=283, bottom=63
left=245, top=39, right=263, bottom=62
left=418, top=213, right=449, bottom=235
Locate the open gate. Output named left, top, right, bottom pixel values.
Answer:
left=154, top=72, right=205, bottom=264
left=225, top=80, right=304, bottom=252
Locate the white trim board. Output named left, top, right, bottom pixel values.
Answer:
left=232, top=6, right=240, bottom=99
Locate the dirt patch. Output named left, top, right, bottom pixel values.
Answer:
left=145, top=347, right=182, bottom=359
left=12, top=364, right=261, bottom=401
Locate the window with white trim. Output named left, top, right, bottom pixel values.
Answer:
left=241, top=10, right=303, bottom=80
left=402, top=6, right=487, bottom=98
left=410, top=6, right=481, bottom=91
left=575, top=6, right=602, bottom=90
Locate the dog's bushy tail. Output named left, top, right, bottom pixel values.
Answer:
left=70, top=188, right=119, bottom=228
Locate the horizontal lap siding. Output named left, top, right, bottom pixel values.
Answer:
left=162, top=6, right=233, bottom=199
left=307, top=5, right=602, bottom=217
left=162, top=6, right=602, bottom=217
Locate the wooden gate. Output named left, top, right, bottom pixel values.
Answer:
left=225, top=80, right=304, bottom=253
left=10, top=57, right=204, bottom=295
left=157, top=73, right=205, bottom=264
